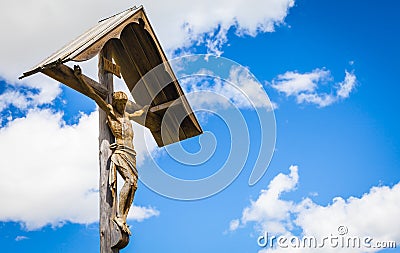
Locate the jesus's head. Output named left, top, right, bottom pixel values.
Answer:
left=112, top=91, right=128, bottom=113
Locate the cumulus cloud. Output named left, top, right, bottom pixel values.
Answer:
left=0, top=90, right=30, bottom=112
left=15, top=236, right=29, bottom=242
left=271, top=69, right=331, bottom=96
left=0, top=0, right=294, bottom=87
left=0, top=0, right=294, bottom=126
left=296, top=93, right=336, bottom=108
left=129, top=205, right=160, bottom=222
left=229, top=219, right=240, bottom=231
left=0, top=75, right=61, bottom=113
left=181, top=64, right=275, bottom=112
left=230, top=166, right=400, bottom=253
left=270, top=69, right=357, bottom=107
left=233, top=166, right=298, bottom=234
left=157, top=0, right=295, bottom=56
left=0, top=109, right=158, bottom=230
left=337, top=70, right=357, bottom=99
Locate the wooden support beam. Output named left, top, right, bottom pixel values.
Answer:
left=41, top=63, right=161, bottom=132
left=41, top=64, right=109, bottom=99
left=149, top=97, right=183, bottom=113
left=126, top=100, right=161, bottom=132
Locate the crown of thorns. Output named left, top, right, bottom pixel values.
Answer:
left=112, top=91, right=128, bottom=101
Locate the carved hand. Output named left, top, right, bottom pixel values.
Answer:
left=142, top=105, right=150, bottom=112
left=74, top=65, right=82, bottom=76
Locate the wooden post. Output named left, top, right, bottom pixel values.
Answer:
left=98, top=43, right=118, bottom=253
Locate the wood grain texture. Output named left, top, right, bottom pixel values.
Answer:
left=42, top=64, right=109, bottom=99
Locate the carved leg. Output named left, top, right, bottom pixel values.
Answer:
left=116, top=179, right=132, bottom=235
left=122, top=174, right=137, bottom=221
left=115, top=168, right=136, bottom=234
left=119, top=179, right=131, bottom=221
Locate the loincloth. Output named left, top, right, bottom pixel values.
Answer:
left=109, top=143, right=137, bottom=187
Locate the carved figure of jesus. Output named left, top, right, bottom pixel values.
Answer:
left=74, top=65, right=148, bottom=235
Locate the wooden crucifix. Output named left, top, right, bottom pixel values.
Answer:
left=20, top=6, right=202, bottom=253
left=97, top=44, right=132, bottom=251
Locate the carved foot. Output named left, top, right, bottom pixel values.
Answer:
left=111, top=219, right=130, bottom=249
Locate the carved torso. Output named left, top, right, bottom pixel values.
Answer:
left=107, top=110, right=134, bottom=149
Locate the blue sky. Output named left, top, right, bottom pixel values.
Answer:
left=1, top=1, right=399, bottom=253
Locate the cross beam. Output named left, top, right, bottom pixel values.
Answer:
left=42, top=63, right=108, bottom=98
left=40, top=63, right=162, bottom=132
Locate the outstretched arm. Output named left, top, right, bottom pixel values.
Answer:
left=128, top=105, right=150, bottom=121
left=74, top=65, right=110, bottom=113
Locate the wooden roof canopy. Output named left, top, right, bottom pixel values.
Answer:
left=20, top=6, right=203, bottom=147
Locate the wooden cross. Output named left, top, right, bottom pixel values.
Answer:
left=20, top=6, right=202, bottom=253
left=98, top=44, right=128, bottom=251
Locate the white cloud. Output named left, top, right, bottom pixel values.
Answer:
left=0, top=90, right=30, bottom=111
left=295, top=184, right=400, bottom=251
left=271, top=69, right=331, bottom=96
left=227, top=66, right=275, bottom=109
left=337, top=70, right=357, bottom=99
left=145, top=0, right=295, bottom=55
left=230, top=166, right=400, bottom=253
left=229, top=219, right=240, bottom=231
left=181, top=65, right=275, bottom=112
left=0, top=75, right=61, bottom=112
left=0, top=109, right=158, bottom=230
left=15, top=235, right=29, bottom=242
left=270, top=69, right=357, bottom=107
left=129, top=205, right=160, bottom=222
left=237, top=166, right=298, bottom=234
left=0, top=0, right=294, bottom=96
left=296, top=93, right=336, bottom=108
